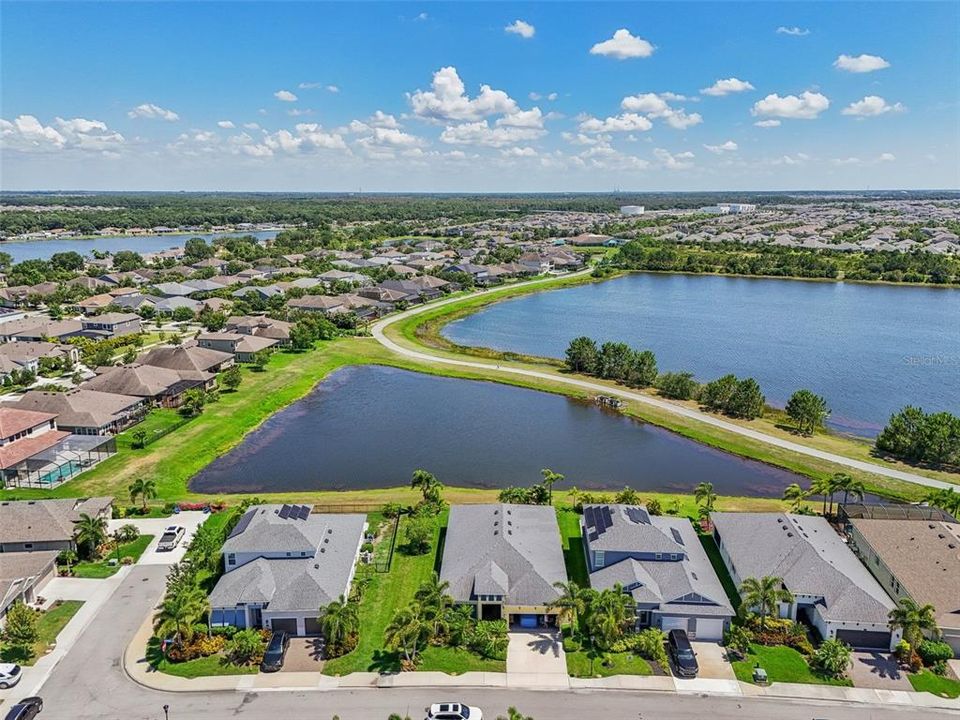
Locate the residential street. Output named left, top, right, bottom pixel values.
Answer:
left=7, top=566, right=956, bottom=720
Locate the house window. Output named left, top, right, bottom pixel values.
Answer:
left=595, top=550, right=605, bottom=568
left=24, top=543, right=33, bottom=549
left=227, top=554, right=236, bottom=566
left=655, top=553, right=662, bottom=560
left=670, top=554, right=678, bottom=561
left=637, top=610, right=650, bottom=626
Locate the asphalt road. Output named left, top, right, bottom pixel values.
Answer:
left=370, top=273, right=955, bottom=492
left=17, top=567, right=957, bottom=720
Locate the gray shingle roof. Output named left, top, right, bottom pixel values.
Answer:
left=440, top=504, right=568, bottom=606
left=0, top=497, right=114, bottom=544
left=585, top=505, right=733, bottom=618
left=211, top=507, right=365, bottom=614
left=712, top=512, right=894, bottom=624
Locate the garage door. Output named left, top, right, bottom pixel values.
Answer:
left=693, top=618, right=725, bottom=641
left=835, top=629, right=890, bottom=649
left=660, top=616, right=687, bottom=633
left=269, top=618, right=299, bottom=635
left=303, top=617, right=322, bottom=636
left=518, top=614, right=539, bottom=629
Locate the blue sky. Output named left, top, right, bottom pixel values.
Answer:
left=2, top=1, right=958, bottom=191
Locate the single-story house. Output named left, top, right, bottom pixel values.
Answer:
left=0, top=497, right=114, bottom=553
left=83, top=363, right=214, bottom=407
left=12, top=389, right=149, bottom=435
left=209, top=504, right=366, bottom=636
left=848, top=518, right=960, bottom=656
left=0, top=341, right=79, bottom=374
left=225, top=316, right=292, bottom=344
left=154, top=296, right=203, bottom=315
left=0, top=319, right=83, bottom=344
left=439, top=504, right=568, bottom=627
left=582, top=504, right=735, bottom=640
left=0, top=551, right=59, bottom=624
left=712, top=512, right=899, bottom=650
left=138, top=344, right=234, bottom=374
left=196, top=332, right=278, bottom=362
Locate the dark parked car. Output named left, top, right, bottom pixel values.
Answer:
left=667, top=629, right=699, bottom=677
left=4, top=696, right=43, bottom=720
left=260, top=630, right=290, bottom=672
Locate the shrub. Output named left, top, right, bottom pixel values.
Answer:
left=811, top=638, right=852, bottom=679
left=724, top=625, right=754, bottom=656
left=116, top=524, right=140, bottom=543
left=227, top=629, right=265, bottom=665
left=894, top=639, right=911, bottom=662
left=645, top=498, right=662, bottom=516
left=380, top=502, right=403, bottom=519
left=918, top=639, right=954, bottom=667
left=120, top=556, right=134, bottom=565
left=210, top=625, right=238, bottom=639
left=931, top=660, right=949, bottom=676
left=634, top=628, right=669, bottom=668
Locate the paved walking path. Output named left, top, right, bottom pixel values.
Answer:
left=371, top=273, right=957, bottom=492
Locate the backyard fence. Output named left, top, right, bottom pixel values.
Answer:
left=373, top=512, right=402, bottom=573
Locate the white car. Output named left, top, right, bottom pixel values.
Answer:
left=0, top=662, right=23, bottom=689
left=157, top=525, right=186, bottom=551
left=425, top=702, right=482, bottom=720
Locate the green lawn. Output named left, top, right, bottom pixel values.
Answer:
left=697, top=533, right=741, bottom=609
left=909, top=669, right=960, bottom=698
left=322, top=512, right=445, bottom=675
left=732, top=644, right=852, bottom=687
left=0, top=600, right=84, bottom=665
left=566, top=649, right=653, bottom=678
left=418, top=645, right=506, bottom=674
left=72, top=534, right=154, bottom=578
left=555, top=507, right=589, bottom=587
left=115, top=408, right=187, bottom=450
left=146, top=637, right=256, bottom=678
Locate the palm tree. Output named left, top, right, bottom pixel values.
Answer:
left=410, top=469, right=442, bottom=505
left=832, top=474, right=866, bottom=506
left=73, top=513, right=108, bottom=559
left=810, top=476, right=834, bottom=517
left=585, top=585, right=634, bottom=650
left=414, top=573, right=453, bottom=636
left=924, top=488, right=960, bottom=517
left=888, top=597, right=939, bottom=650
left=318, top=595, right=360, bottom=654
left=128, top=478, right=158, bottom=512
left=540, top=468, right=564, bottom=505
left=548, top=580, right=592, bottom=627
left=385, top=602, right=431, bottom=665
left=738, top=576, right=794, bottom=631
left=782, top=483, right=808, bottom=513
left=153, top=584, right=209, bottom=648
left=695, top=482, right=717, bottom=513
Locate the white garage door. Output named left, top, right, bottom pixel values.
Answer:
left=660, top=616, right=687, bottom=633
left=693, top=618, right=725, bottom=641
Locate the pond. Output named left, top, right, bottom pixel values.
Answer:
left=0, top=230, right=279, bottom=263
left=443, top=273, right=960, bottom=437
left=190, top=365, right=808, bottom=498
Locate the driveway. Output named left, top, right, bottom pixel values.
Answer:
left=690, top=641, right=736, bottom=680
left=506, top=629, right=568, bottom=688
left=108, top=510, right=209, bottom=565
left=280, top=637, right=325, bottom=672
left=849, top=651, right=912, bottom=690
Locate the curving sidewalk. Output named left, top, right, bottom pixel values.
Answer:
left=370, top=273, right=956, bottom=492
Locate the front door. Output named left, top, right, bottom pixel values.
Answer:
left=250, top=607, right=263, bottom=628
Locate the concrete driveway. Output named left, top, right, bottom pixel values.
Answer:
left=506, top=629, right=568, bottom=688
left=280, top=637, right=325, bottom=672
left=849, top=651, right=912, bottom=690
left=690, top=641, right=736, bottom=680
left=108, top=510, right=209, bottom=565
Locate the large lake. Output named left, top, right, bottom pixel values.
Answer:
left=190, top=365, right=806, bottom=497
left=444, top=273, right=960, bottom=436
left=0, top=230, right=278, bottom=263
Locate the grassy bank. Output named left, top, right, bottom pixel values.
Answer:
left=1, top=600, right=85, bottom=665
left=73, top=534, right=154, bottom=578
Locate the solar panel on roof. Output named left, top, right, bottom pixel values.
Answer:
left=278, top=504, right=291, bottom=519
left=297, top=505, right=310, bottom=520
left=625, top=506, right=650, bottom=525
left=670, top=527, right=685, bottom=545
left=228, top=508, right=254, bottom=538
left=584, top=506, right=597, bottom=530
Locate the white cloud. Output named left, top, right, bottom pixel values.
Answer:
left=326, top=85, right=340, bottom=93
left=704, top=140, right=738, bottom=154
left=501, top=146, right=538, bottom=158
left=217, top=120, right=235, bottom=129
left=841, top=95, right=905, bottom=117
left=409, top=66, right=519, bottom=122
left=274, top=90, right=298, bottom=102
left=127, top=103, right=179, bottom=121
left=834, top=54, right=890, bottom=73
left=752, top=91, right=829, bottom=119
left=243, top=122, right=260, bottom=130
left=529, top=91, right=559, bottom=102
left=830, top=152, right=896, bottom=166
left=754, top=119, right=781, bottom=128
left=440, top=121, right=544, bottom=147
left=298, top=82, right=322, bottom=89
left=496, top=107, right=544, bottom=129
left=654, top=148, right=695, bottom=170
left=771, top=152, right=809, bottom=166
left=660, top=92, right=692, bottom=102
left=879, top=152, right=896, bottom=162
left=579, top=113, right=653, bottom=133
left=561, top=132, right=606, bottom=146
left=776, top=26, right=810, bottom=36
left=415, top=12, right=428, bottom=21
left=287, top=108, right=314, bottom=117
left=701, top=77, right=755, bottom=96
left=2, top=115, right=125, bottom=153
left=505, top=19, right=535, bottom=39
left=547, top=92, right=558, bottom=101
left=619, top=93, right=702, bottom=129
left=589, top=29, right=655, bottom=60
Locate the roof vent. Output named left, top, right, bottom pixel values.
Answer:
left=320, top=547, right=325, bottom=553
left=324, top=537, right=329, bottom=543
left=314, top=564, right=319, bottom=569
left=787, top=532, right=794, bottom=537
